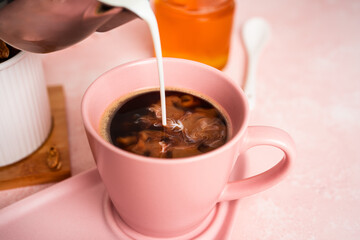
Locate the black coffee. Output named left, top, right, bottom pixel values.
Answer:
left=100, top=89, right=230, bottom=158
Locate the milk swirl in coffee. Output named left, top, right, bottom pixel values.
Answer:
left=100, top=89, right=230, bottom=158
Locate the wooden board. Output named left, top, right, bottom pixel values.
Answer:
left=0, top=86, right=71, bottom=190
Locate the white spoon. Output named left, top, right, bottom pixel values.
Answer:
left=241, top=17, right=271, bottom=110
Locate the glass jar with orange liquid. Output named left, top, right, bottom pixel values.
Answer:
left=153, top=0, right=235, bottom=70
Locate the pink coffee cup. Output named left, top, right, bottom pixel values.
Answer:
left=81, top=58, right=295, bottom=238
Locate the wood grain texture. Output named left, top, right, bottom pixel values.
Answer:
left=0, top=86, right=71, bottom=190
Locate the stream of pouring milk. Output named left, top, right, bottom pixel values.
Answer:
left=98, top=0, right=167, bottom=126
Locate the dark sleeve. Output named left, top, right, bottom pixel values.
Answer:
left=0, top=0, right=14, bottom=9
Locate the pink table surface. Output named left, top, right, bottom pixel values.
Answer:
left=1, top=0, right=360, bottom=239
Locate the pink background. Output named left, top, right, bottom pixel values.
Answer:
left=1, top=0, right=360, bottom=239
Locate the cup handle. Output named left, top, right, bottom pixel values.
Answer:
left=219, top=126, right=296, bottom=201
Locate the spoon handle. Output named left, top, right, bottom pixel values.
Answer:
left=241, top=17, right=271, bottom=111
left=243, top=57, right=257, bottom=110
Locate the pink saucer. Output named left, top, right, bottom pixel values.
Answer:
left=0, top=161, right=246, bottom=240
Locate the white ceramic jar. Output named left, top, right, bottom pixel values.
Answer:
left=0, top=51, right=52, bottom=166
